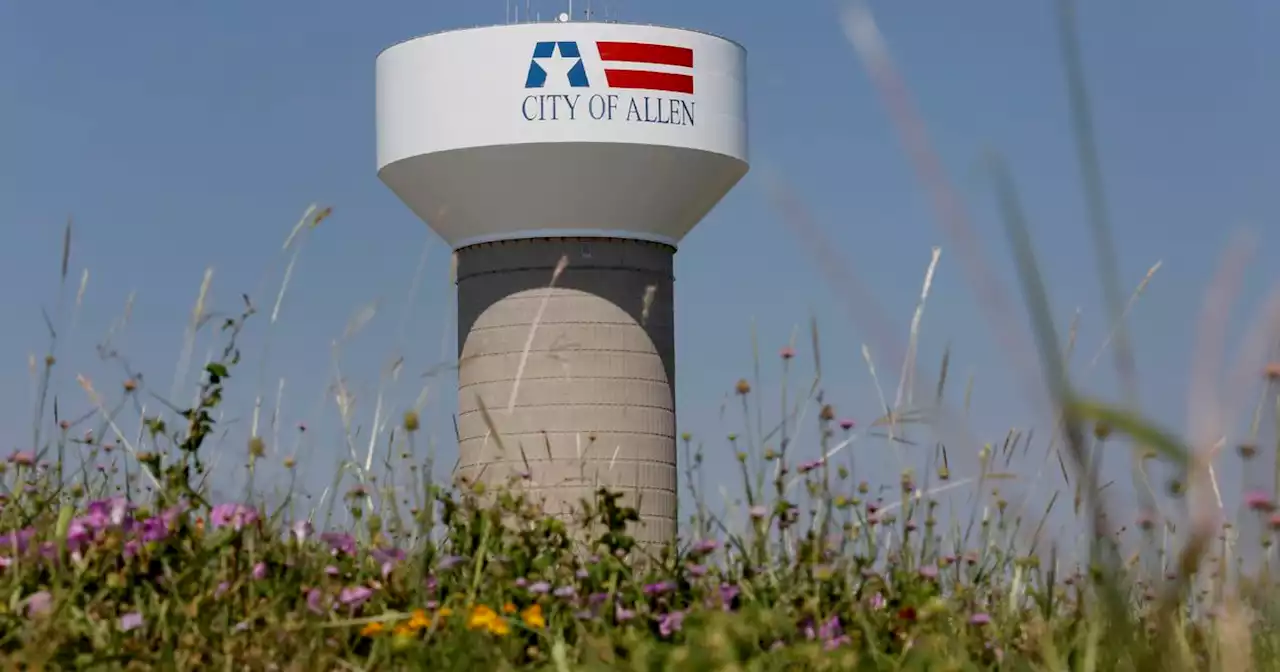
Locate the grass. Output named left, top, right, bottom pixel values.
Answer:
left=4, top=0, right=1280, bottom=668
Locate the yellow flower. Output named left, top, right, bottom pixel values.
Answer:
left=433, top=606, right=453, bottom=628
left=360, top=621, right=386, bottom=637
left=408, top=608, right=432, bottom=630
left=488, top=618, right=510, bottom=636
left=521, top=603, right=545, bottom=629
left=467, top=605, right=497, bottom=631
left=393, top=623, right=415, bottom=636
left=502, top=602, right=517, bottom=614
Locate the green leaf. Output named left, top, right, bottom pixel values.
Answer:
left=1064, top=395, right=1191, bottom=467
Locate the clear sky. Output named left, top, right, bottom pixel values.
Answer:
left=2, top=1, right=1278, bottom=533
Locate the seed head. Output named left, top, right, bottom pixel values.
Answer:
left=403, top=410, right=420, bottom=433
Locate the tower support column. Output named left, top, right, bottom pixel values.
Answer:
left=455, top=237, right=678, bottom=546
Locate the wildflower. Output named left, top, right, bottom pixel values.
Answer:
left=320, top=532, right=357, bottom=556
left=797, top=459, right=823, bottom=474
left=658, top=610, right=685, bottom=637
left=839, top=418, right=855, bottom=430
left=615, top=604, right=636, bottom=622
left=575, top=568, right=589, bottom=579
left=9, top=451, right=34, bottom=467
left=437, top=554, right=466, bottom=570
left=468, top=605, right=508, bottom=634
left=434, top=606, right=454, bottom=626
left=118, top=612, right=144, bottom=632
left=716, top=583, right=740, bottom=611
left=208, top=503, right=259, bottom=531
left=748, top=505, right=768, bottom=519
left=408, top=609, right=432, bottom=630
left=919, top=565, right=938, bottom=579
left=643, top=581, right=677, bottom=596
left=0, top=527, right=35, bottom=554
left=291, top=519, right=313, bottom=543
left=360, top=621, right=386, bottom=637
left=371, top=546, right=406, bottom=578
left=25, top=591, right=52, bottom=618
left=65, top=521, right=93, bottom=552
left=514, top=577, right=529, bottom=588
left=86, top=497, right=132, bottom=527
left=488, top=617, right=510, bottom=635
left=825, top=635, right=851, bottom=651
left=324, top=565, right=339, bottom=576
left=502, top=602, right=517, bottom=614
left=139, top=514, right=175, bottom=543
left=686, top=563, right=708, bottom=578
left=553, top=585, right=576, bottom=599
left=818, top=615, right=842, bottom=641
left=780, top=346, right=795, bottom=359
left=339, top=586, right=374, bottom=608
left=468, top=605, right=496, bottom=630
left=528, top=581, right=551, bottom=595
left=215, top=582, right=231, bottom=599
left=735, top=379, right=751, bottom=395
left=969, top=612, right=991, bottom=625
left=297, top=588, right=321, bottom=614
left=1246, top=490, right=1275, bottom=513
left=691, top=538, right=718, bottom=554
left=252, top=562, right=267, bottom=580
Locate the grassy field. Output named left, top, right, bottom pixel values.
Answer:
left=3, top=1, right=1277, bottom=669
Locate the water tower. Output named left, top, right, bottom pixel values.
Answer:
left=375, top=17, right=748, bottom=546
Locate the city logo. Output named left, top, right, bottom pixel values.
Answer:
left=524, top=41, right=591, bottom=88
left=522, top=40, right=696, bottom=127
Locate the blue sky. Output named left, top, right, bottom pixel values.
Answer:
left=2, top=1, right=1278, bottom=531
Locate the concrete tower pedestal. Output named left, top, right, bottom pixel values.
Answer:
left=455, top=237, right=677, bottom=545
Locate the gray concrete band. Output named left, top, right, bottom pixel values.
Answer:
left=454, top=237, right=678, bottom=546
